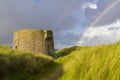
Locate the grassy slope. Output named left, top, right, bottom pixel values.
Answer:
left=0, top=46, right=58, bottom=80
left=0, top=41, right=120, bottom=80
left=56, top=42, right=120, bottom=80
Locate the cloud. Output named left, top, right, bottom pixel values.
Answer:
left=94, top=2, right=120, bottom=26
left=82, top=2, right=97, bottom=9
left=84, top=0, right=120, bottom=25
left=0, top=0, right=83, bottom=48
left=77, top=19, right=120, bottom=46
left=0, top=0, right=119, bottom=48
left=55, top=32, right=80, bottom=49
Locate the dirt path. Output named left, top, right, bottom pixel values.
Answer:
left=41, top=65, right=63, bottom=80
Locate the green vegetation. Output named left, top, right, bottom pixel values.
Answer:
left=56, top=42, right=120, bottom=80
left=0, top=41, right=120, bottom=80
left=0, top=46, right=58, bottom=80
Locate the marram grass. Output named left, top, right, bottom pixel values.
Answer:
left=0, top=41, right=120, bottom=80
left=56, top=42, right=120, bottom=80
left=0, top=45, right=57, bottom=80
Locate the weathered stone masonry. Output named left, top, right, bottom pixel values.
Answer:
left=13, top=29, right=54, bottom=55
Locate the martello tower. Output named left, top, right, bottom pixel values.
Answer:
left=13, top=29, right=54, bottom=55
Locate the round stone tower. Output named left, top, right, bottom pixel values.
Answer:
left=13, top=29, right=54, bottom=55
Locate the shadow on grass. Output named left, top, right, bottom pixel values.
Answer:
left=0, top=53, right=63, bottom=80
left=41, top=62, right=63, bottom=80
left=56, top=46, right=79, bottom=56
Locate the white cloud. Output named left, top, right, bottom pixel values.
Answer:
left=82, top=2, right=97, bottom=9
left=76, top=19, right=120, bottom=46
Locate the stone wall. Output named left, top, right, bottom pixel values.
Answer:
left=13, top=29, right=54, bottom=55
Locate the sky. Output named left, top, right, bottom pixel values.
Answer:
left=0, top=0, right=120, bottom=49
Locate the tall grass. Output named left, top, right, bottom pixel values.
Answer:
left=56, top=42, right=120, bottom=80
left=0, top=41, right=120, bottom=80
left=0, top=46, right=57, bottom=80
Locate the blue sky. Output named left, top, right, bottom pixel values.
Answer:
left=0, top=0, right=120, bottom=49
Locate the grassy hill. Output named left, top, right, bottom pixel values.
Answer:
left=56, top=42, right=120, bottom=80
left=0, top=41, right=120, bottom=80
left=0, top=46, right=59, bottom=80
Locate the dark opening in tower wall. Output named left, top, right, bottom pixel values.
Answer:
left=48, top=45, right=49, bottom=49
left=15, top=45, right=17, bottom=49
